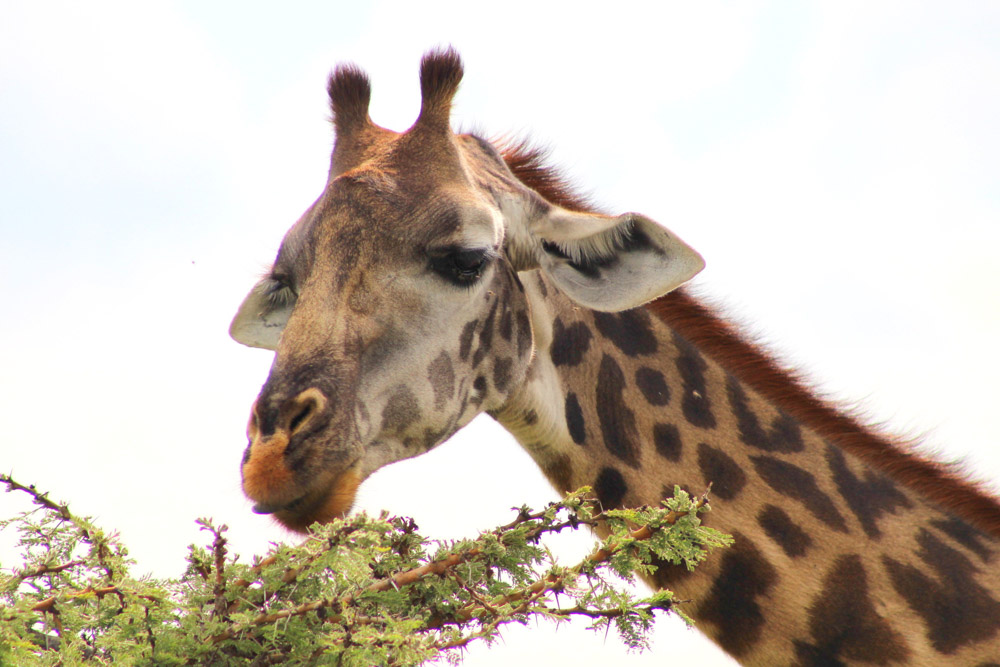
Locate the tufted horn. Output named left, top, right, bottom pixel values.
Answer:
left=414, top=47, right=463, bottom=131
left=328, top=62, right=386, bottom=175
left=328, top=62, right=372, bottom=137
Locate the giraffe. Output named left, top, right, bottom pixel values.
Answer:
left=230, top=49, right=1000, bottom=665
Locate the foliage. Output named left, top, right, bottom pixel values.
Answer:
left=0, top=474, right=731, bottom=665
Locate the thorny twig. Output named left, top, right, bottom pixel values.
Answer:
left=198, top=520, right=231, bottom=621
left=2, top=474, right=75, bottom=524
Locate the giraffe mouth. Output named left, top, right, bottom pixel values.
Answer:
left=252, top=498, right=303, bottom=515
left=250, top=463, right=364, bottom=533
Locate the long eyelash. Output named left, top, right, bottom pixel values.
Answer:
left=262, top=278, right=296, bottom=306
left=428, top=246, right=498, bottom=286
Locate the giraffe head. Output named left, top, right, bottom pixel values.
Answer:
left=230, top=49, right=704, bottom=532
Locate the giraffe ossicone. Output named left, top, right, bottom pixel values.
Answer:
left=231, top=48, right=1000, bottom=665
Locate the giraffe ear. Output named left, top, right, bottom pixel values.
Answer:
left=530, top=209, right=704, bottom=312
left=229, top=283, right=295, bottom=351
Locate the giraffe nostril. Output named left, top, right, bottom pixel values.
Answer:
left=289, top=401, right=313, bottom=434
left=284, top=388, right=327, bottom=436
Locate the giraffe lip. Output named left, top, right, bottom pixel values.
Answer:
left=251, top=501, right=282, bottom=515
left=252, top=495, right=307, bottom=515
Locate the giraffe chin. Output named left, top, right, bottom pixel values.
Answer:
left=259, top=467, right=363, bottom=534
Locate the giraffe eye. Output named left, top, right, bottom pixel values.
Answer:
left=428, top=247, right=495, bottom=286
left=263, top=274, right=296, bottom=306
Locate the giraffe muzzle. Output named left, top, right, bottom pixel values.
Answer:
left=241, top=386, right=364, bottom=531
left=241, top=389, right=328, bottom=510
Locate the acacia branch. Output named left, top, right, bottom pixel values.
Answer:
left=199, top=521, right=230, bottom=620
left=442, top=490, right=709, bottom=626
left=2, top=478, right=725, bottom=665
left=209, top=547, right=483, bottom=643
left=229, top=522, right=366, bottom=593
left=11, top=559, right=86, bottom=587
left=208, top=509, right=570, bottom=643
left=211, top=491, right=709, bottom=644
left=1, top=474, right=74, bottom=522
left=215, top=504, right=599, bottom=639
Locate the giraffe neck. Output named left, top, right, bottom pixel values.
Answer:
left=493, top=271, right=1000, bottom=666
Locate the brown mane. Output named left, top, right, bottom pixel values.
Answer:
left=498, top=139, right=1000, bottom=539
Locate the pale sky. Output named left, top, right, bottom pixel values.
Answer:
left=2, top=2, right=999, bottom=665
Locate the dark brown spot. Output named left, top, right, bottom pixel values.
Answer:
left=380, top=385, right=419, bottom=434
left=492, top=357, right=513, bottom=392
left=826, top=444, right=912, bottom=538
left=593, top=309, right=658, bottom=357
left=594, top=466, right=628, bottom=509
left=565, top=392, right=586, bottom=445
left=427, top=352, right=455, bottom=411
left=697, top=443, right=746, bottom=500
left=652, top=423, right=682, bottom=461
left=635, top=366, right=670, bottom=406
left=698, top=532, right=777, bottom=658
left=751, top=456, right=847, bottom=532
left=550, top=317, right=593, bottom=367
left=931, top=514, right=995, bottom=563
left=523, top=409, right=538, bottom=426
left=472, top=299, right=499, bottom=367
left=758, top=504, right=812, bottom=558
left=458, top=320, right=476, bottom=361
left=793, top=554, right=910, bottom=665
left=883, top=529, right=1000, bottom=654
left=728, top=376, right=804, bottom=453
left=674, top=334, right=716, bottom=429
left=596, top=354, right=640, bottom=467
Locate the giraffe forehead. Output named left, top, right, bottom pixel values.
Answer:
left=298, top=172, right=502, bottom=258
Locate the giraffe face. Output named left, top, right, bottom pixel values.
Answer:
left=232, top=151, right=536, bottom=532
left=230, top=50, right=704, bottom=531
